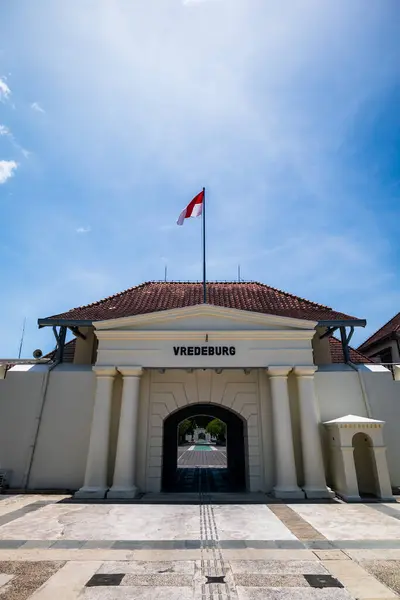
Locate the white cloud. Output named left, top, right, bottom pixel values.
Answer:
left=0, top=78, right=11, bottom=101
left=31, top=101, right=45, bottom=113
left=0, top=125, right=10, bottom=136
left=0, top=1, right=398, bottom=354
left=76, top=226, right=91, bottom=234
left=0, top=160, right=18, bottom=184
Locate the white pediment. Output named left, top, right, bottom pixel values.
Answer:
left=94, top=305, right=316, bottom=368
left=95, top=304, right=317, bottom=337
left=324, top=414, right=385, bottom=426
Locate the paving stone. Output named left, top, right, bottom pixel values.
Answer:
left=304, top=574, right=344, bottom=588
left=334, top=540, right=400, bottom=549
left=322, top=558, right=398, bottom=599
left=0, top=560, right=65, bottom=600
left=86, top=573, right=124, bottom=587
left=304, top=541, right=336, bottom=550
left=229, top=560, right=328, bottom=575
left=0, top=540, right=25, bottom=548
left=0, top=573, right=14, bottom=587
left=312, top=550, right=350, bottom=560
left=21, top=540, right=54, bottom=549
left=83, top=588, right=194, bottom=599
left=360, top=560, right=400, bottom=596
left=235, top=574, right=310, bottom=587
left=275, top=540, right=305, bottom=549
left=112, top=541, right=145, bottom=550
left=236, top=588, right=354, bottom=599
left=219, top=540, right=247, bottom=549
left=97, top=560, right=196, bottom=575
left=369, top=504, right=400, bottom=521
left=245, top=541, right=278, bottom=549
left=82, top=540, right=115, bottom=549
left=51, top=540, right=85, bottom=549
left=267, top=505, right=327, bottom=541
left=122, top=573, right=194, bottom=586
left=0, top=501, right=52, bottom=528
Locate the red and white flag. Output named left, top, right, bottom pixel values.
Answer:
left=177, top=189, right=204, bottom=226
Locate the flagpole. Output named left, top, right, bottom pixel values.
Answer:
left=202, top=187, right=206, bottom=303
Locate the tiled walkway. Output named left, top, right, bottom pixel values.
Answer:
left=0, top=494, right=399, bottom=598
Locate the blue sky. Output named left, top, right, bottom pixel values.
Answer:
left=0, top=0, right=399, bottom=357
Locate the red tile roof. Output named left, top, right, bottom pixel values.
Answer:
left=50, top=336, right=371, bottom=365
left=45, top=339, right=76, bottom=362
left=329, top=337, right=372, bottom=364
left=358, top=311, right=400, bottom=352
left=44, top=281, right=359, bottom=323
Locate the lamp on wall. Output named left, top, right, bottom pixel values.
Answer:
left=215, top=368, right=223, bottom=374
left=244, top=368, right=251, bottom=375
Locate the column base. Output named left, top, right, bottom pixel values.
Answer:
left=336, top=492, right=362, bottom=502
left=74, top=486, right=108, bottom=499
left=273, top=487, right=305, bottom=500
left=303, top=486, right=335, bottom=499
left=107, top=486, right=140, bottom=499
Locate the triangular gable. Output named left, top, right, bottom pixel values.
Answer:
left=95, top=304, right=317, bottom=336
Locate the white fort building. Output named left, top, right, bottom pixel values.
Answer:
left=0, top=281, right=399, bottom=502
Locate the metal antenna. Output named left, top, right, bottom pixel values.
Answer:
left=164, top=264, right=168, bottom=282
left=18, top=317, right=26, bottom=359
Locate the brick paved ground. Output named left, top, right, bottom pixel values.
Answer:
left=178, top=445, right=227, bottom=468
left=0, top=494, right=399, bottom=598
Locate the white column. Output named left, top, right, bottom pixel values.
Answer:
left=268, top=367, right=304, bottom=499
left=75, top=366, right=116, bottom=499
left=371, top=446, right=394, bottom=501
left=108, top=367, right=143, bottom=499
left=339, top=446, right=361, bottom=501
left=294, top=366, right=334, bottom=498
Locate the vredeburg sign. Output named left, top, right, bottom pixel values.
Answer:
left=173, top=346, right=236, bottom=356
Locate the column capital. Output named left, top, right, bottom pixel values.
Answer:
left=294, top=366, right=318, bottom=377
left=117, top=366, right=143, bottom=378
left=93, top=366, right=117, bottom=378
left=267, top=366, right=293, bottom=378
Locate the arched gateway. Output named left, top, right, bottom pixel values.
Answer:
left=162, top=403, right=246, bottom=492
left=74, top=300, right=338, bottom=500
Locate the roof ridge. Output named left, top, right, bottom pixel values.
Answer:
left=253, top=281, right=333, bottom=310
left=69, top=281, right=150, bottom=311
left=67, top=280, right=334, bottom=313
left=358, top=310, right=400, bottom=350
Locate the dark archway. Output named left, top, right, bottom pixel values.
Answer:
left=162, top=403, right=246, bottom=492
left=352, top=432, right=378, bottom=497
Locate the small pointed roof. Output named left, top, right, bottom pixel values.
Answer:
left=324, top=414, right=384, bottom=425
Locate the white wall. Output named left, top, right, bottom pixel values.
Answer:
left=315, top=366, right=368, bottom=422
left=0, top=364, right=95, bottom=490
left=0, top=366, right=48, bottom=488
left=357, top=365, right=400, bottom=486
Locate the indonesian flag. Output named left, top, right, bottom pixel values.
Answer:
left=177, top=189, right=204, bottom=226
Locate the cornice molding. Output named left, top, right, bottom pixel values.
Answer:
left=95, top=329, right=315, bottom=342
left=94, top=304, right=318, bottom=331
